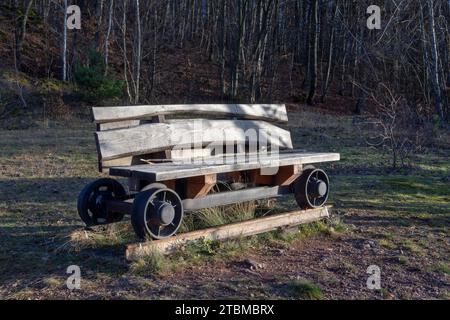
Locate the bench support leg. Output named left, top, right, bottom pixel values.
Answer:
left=185, top=174, right=217, bottom=199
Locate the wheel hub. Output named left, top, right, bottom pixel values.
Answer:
left=154, top=201, right=175, bottom=226
left=311, top=179, right=327, bottom=197
left=293, top=168, right=330, bottom=209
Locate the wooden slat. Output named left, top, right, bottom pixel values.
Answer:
left=170, top=148, right=213, bottom=160
left=96, top=120, right=293, bottom=161
left=92, top=104, right=288, bottom=123
left=99, top=149, right=214, bottom=172
left=125, top=206, right=330, bottom=259
left=97, top=120, right=141, bottom=131
left=109, top=152, right=340, bottom=181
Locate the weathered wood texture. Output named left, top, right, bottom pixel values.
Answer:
left=125, top=206, right=330, bottom=259
left=186, top=174, right=217, bottom=198
left=109, top=151, right=340, bottom=181
left=99, top=148, right=214, bottom=172
left=93, top=104, right=288, bottom=123
left=97, top=120, right=141, bottom=131
left=96, top=119, right=293, bottom=161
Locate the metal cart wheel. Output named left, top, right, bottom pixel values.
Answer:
left=131, top=187, right=184, bottom=240
left=141, top=182, right=167, bottom=192
left=293, top=168, right=330, bottom=209
left=77, top=178, right=127, bottom=226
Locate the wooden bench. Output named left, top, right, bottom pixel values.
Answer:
left=77, top=104, right=340, bottom=240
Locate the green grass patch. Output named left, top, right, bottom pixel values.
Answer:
left=180, top=202, right=257, bottom=233
left=396, top=255, right=410, bottom=265
left=401, top=239, right=425, bottom=255
left=379, top=239, right=397, bottom=250
left=286, top=279, right=323, bottom=300
left=433, top=263, right=450, bottom=275
left=131, top=250, right=170, bottom=276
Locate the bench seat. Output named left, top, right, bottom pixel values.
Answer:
left=109, top=150, right=340, bottom=181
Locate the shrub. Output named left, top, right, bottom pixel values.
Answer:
left=364, top=84, right=434, bottom=169
left=74, top=51, right=124, bottom=103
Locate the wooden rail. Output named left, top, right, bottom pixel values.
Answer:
left=125, top=206, right=330, bottom=260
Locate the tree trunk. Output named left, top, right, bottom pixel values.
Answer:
left=62, top=0, right=68, bottom=81
left=427, top=0, right=445, bottom=120
left=15, top=0, right=34, bottom=71
left=306, top=0, right=318, bottom=105
left=321, top=2, right=338, bottom=102
left=104, top=0, right=114, bottom=76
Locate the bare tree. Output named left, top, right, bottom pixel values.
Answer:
left=306, top=0, right=318, bottom=105
left=14, top=0, right=34, bottom=71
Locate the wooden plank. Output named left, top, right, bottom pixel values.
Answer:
left=125, top=206, right=330, bottom=259
left=109, top=152, right=341, bottom=181
left=93, top=104, right=288, bottom=124
left=170, top=148, right=212, bottom=160
left=96, top=120, right=293, bottom=161
left=150, top=115, right=172, bottom=160
left=97, top=120, right=141, bottom=131
left=100, top=149, right=213, bottom=172
left=185, top=174, right=217, bottom=198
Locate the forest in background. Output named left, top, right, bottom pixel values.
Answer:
left=0, top=0, right=449, bottom=122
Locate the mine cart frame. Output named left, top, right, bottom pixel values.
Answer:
left=77, top=104, right=340, bottom=243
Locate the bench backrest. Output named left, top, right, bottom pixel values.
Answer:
left=93, top=104, right=293, bottom=172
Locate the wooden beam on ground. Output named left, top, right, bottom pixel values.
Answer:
left=125, top=206, right=330, bottom=260
left=186, top=174, right=217, bottom=198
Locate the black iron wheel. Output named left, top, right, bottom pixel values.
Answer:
left=141, top=182, right=167, bottom=192
left=77, top=178, right=127, bottom=226
left=131, top=187, right=184, bottom=240
left=294, top=168, right=330, bottom=209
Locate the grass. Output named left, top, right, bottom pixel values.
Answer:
left=0, top=109, right=449, bottom=299
left=286, top=279, right=323, bottom=300
left=396, top=256, right=410, bottom=265
left=401, top=239, right=425, bottom=256
left=379, top=239, right=397, bottom=250
left=433, top=263, right=450, bottom=276
left=180, top=201, right=257, bottom=232
left=131, top=250, right=169, bottom=276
